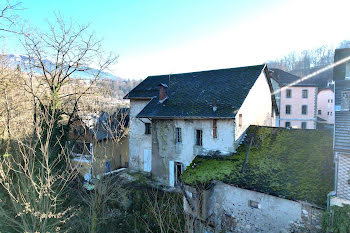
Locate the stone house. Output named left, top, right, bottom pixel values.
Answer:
left=70, top=110, right=129, bottom=178
left=269, top=68, right=318, bottom=129
left=124, top=64, right=278, bottom=186
left=181, top=125, right=333, bottom=233
left=331, top=48, right=350, bottom=206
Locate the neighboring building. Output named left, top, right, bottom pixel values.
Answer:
left=332, top=48, right=350, bottom=206
left=269, top=68, right=318, bottom=129
left=124, top=64, right=278, bottom=186
left=70, top=110, right=129, bottom=178
left=182, top=125, right=333, bottom=233
left=317, top=87, right=335, bottom=125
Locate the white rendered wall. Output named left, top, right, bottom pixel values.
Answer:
left=235, top=71, right=275, bottom=139
left=129, top=99, right=152, bottom=170
left=173, top=119, right=235, bottom=166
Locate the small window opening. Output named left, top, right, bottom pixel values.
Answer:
left=195, top=129, right=203, bottom=146
left=302, top=105, right=307, bottom=115
left=301, top=122, right=307, bottom=129
left=285, top=122, right=291, bottom=128
left=302, top=89, right=308, bottom=98
left=286, top=105, right=291, bottom=114
left=318, top=110, right=321, bottom=115
left=145, top=123, right=151, bottom=134
left=249, top=200, right=260, bottom=209
left=286, top=89, right=292, bottom=98
left=239, top=114, right=242, bottom=127
left=213, top=120, right=217, bottom=138
left=176, top=127, right=182, bottom=143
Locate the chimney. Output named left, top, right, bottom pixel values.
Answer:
left=158, top=83, right=168, bottom=103
left=212, top=100, right=217, bottom=112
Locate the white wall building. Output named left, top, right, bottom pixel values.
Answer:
left=124, top=64, right=278, bottom=186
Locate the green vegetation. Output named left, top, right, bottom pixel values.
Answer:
left=181, top=126, right=334, bottom=207
left=323, top=204, right=350, bottom=233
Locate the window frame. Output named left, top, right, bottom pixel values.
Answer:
left=285, top=122, right=291, bottom=128
left=176, top=127, right=182, bottom=143
left=213, top=120, right=217, bottom=138
left=301, top=105, right=308, bottom=115
left=301, top=122, right=307, bottom=129
left=318, top=109, right=321, bottom=115
left=286, top=89, right=292, bottom=98
left=145, top=123, right=151, bottom=135
left=302, top=89, right=308, bottom=98
left=285, top=105, right=291, bottom=115
left=195, top=129, right=203, bottom=146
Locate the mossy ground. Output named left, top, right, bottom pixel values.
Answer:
left=181, top=126, right=334, bottom=207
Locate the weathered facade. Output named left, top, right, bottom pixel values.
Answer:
left=332, top=48, right=350, bottom=206
left=70, top=111, right=129, bottom=177
left=125, top=64, right=278, bottom=186
left=183, top=182, right=323, bottom=233
left=181, top=125, right=333, bottom=233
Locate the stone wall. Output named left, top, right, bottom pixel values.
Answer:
left=183, top=182, right=323, bottom=233
left=337, top=153, right=350, bottom=200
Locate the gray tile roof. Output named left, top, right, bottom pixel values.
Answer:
left=90, top=109, right=129, bottom=141
left=269, top=68, right=317, bottom=87
left=126, top=64, right=276, bottom=119
left=335, top=111, right=350, bottom=153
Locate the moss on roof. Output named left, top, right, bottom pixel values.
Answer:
left=181, top=126, right=334, bottom=207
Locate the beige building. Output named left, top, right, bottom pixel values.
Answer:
left=70, top=110, right=129, bottom=178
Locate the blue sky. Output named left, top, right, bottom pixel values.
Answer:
left=2, top=0, right=350, bottom=79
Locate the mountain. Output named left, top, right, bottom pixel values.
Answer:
left=5, top=54, right=121, bottom=80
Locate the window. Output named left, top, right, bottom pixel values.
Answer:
left=286, top=89, right=292, bottom=98
left=195, top=129, right=202, bottom=146
left=285, top=105, right=291, bottom=114
left=327, top=112, right=330, bottom=115
left=105, top=160, right=111, bottom=173
left=302, top=89, right=308, bottom=98
left=213, top=120, right=217, bottom=138
left=330, top=112, right=333, bottom=116
left=238, top=114, right=242, bottom=127
left=176, top=127, right=182, bottom=143
left=285, top=122, right=291, bottom=128
left=318, top=110, right=321, bottom=115
left=331, top=99, right=333, bottom=103
left=346, top=62, right=350, bottom=80
left=74, top=127, right=85, bottom=136
left=72, top=141, right=91, bottom=155
left=249, top=200, right=260, bottom=209
left=145, top=123, right=151, bottom=134
left=302, top=105, right=307, bottom=115
left=301, top=122, right=307, bottom=129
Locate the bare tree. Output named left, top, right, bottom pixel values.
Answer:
left=0, top=0, right=22, bottom=34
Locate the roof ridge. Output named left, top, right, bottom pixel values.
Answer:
left=146, top=64, right=266, bottom=78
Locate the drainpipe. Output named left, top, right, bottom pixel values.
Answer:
left=327, top=152, right=339, bottom=209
